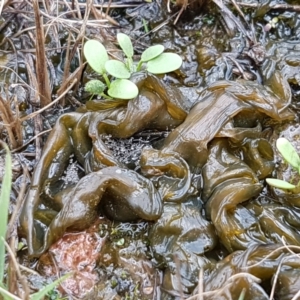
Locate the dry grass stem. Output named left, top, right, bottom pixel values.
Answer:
left=41, top=0, right=50, bottom=13
left=230, top=0, right=247, bottom=24
left=59, top=33, right=72, bottom=106
left=5, top=238, right=30, bottom=299
left=58, top=0, right=141, bottom=9
left=61, top=0, right=76, bottom=18
left=91, top=4, right=119, bottom=26
left=281, top=236, right=300, bottom=257
left=11, top=129, right=51, bottom=153
left=185, top=273, right=261, bottom=300
left=174, top=255, right=184, bottom=299
left=44, top=9, right=79, bottom=37
left=56, top=0, right=90, bottom=100
left=174, top=2, right=188, bottom=25
left=33, top=0, right=52, bottom=107
left=34, top=111, right=43, bottom=162
left=20, top=78, right=77, bottom=122
left=18, top=265, right=40, bottom=276
left=25, top=56, right=39, bottom=106
left=236, top=1, right=300, bottom=12
left=12, top=23, right=53, bottom=39
left=58, top=62, right=85, bottom=96
left=0, top=96, right=22, bottom=149
left=6, top=165, right=29, bottom=237
left=72, top=0, right=83, bottom=19
left=0, top=1, right=27, bottom=32
left=8, top=238, right=18, bottom=298
left=291, top=289, right=300, bottom=300
left=104, top=0, right=112, bottom=18
left=0, top=66, right=36, bottom=97
left=137, top=11, right=181, bottom=40
left=0, top=286, right=22, bottom=300
left=12, top=96, right=23, bottom=146
left=197, top=268, right=203, bottom=300
left=241, top=245, right=300, bottom=270
left=269, top=258, right=284, bottom=300
left=33, top=2, right=110, bottom=27
left=0, top=0, right=5, bottom=15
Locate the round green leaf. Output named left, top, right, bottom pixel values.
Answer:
left=266, top=178, right=296, bottom=190
left=276, top=137, right=300, bottom=170
left=85, top=80, right=106, bottom=95
left=84, top=40, right=108, bottom=74
left=117, top=33, right=133, bottom=58
left=146, top=52, right=183, bottom=74
left=141, top=45, right=164, bottom=62
left=105, top=60, right=131, bottom=79
left=108, top=79, right=138, bottom=99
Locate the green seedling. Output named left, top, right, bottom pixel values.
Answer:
left=0, top=142, right=12, bottom=284
left=83, top=33, right=183, bottom=100
left=266, top=137, right=300, bottom=190
left=264, top=17, right=278, bottom=32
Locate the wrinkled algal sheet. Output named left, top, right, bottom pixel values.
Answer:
left=19, top=68, right=298, bottom=297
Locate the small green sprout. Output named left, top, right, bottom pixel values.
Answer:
left=264, top=17, right=279, bottom=32
left=266, top=137, right=300, bottom=190
left=83, top=33, right=183, bottom=100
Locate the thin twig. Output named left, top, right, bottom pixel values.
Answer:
left=61, top=0, right=76, bottom=18
left=241, top=245, right=300, bottom=270
left=12, top=96, right=23, bottom=147
left=8, top=237, right=18, bottom=298
left=18, top=265, right=40, bottom=276
left=230, top=0, right=247, bottom=24
left=58, top=0, right=140, bottom=8
left=34, top=113, right=43, bottom=165
left=0, top=96, right=18, bottom=149
left=236, top=2, right=300, bottom=12
left=197, top=268, right=203, bottom=300
left=75, top=0, right=82, bottom=19
left=11, top=129, right=52, bottom=153
left=57, top=63, right=85, bottom=96
left=4, top=238, right=30, bottom=299
left=6, top=166, right=29, bottom=238
left=185, top=273, right=261, bottom=300
left=174, top=254, right=184, bottom=299
left=269, top=258, right=284, bottom=300
left=20, top=78, right=77, bottom=122
left=104, top=0, right=113, bottom=19
left=291, top=289, right=300, bottom=300
left=89, top=0, right=119, bottom=26
left=59, top=33, right=72, bottom=106
left=0, top=1, right=27, bottom=32
left=25, top=55, right=39, bottom=106
left=137, top=11, right=181, bottom=40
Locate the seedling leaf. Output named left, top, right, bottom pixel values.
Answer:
left=85, top=80, right=106, bottom=95
left=266, top=178, right=296, bottom=190
left=105, top=60, right=131, bottom=79
left=117, top=33, right=133, bottom=58
left=108, top=79, right=138, bottom=99
left=84, top=40, right=108, bottom=74
left=146, top=52, right=182, bottom=74
left=141, top=45, right=164, bottom=62
left=0, top=142, right=11, bottom=283
left=276, top=138, right=300, bottom=170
